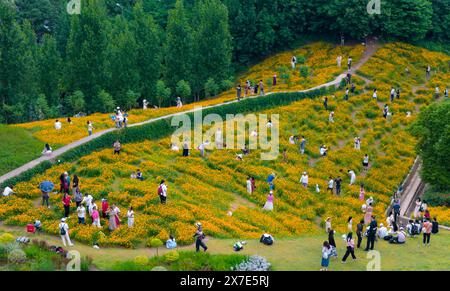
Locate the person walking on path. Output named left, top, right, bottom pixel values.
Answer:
left=194, top=222, right=208, bottom=252
left=236, top=84, right=242, bottom=101
left=62, top=192, right=71, bottom=218
left=158, top=180, right=168, bottom=204
left=320, top=241, right=332, bottom=271
left=87, top=121, right=94, bottom=136
left=263, top=191, right=274, bottom=211
left=259, top=80, right=265, bottom=96
left=372, top=89, right=378, bottom=101
left=300, top=172, right=309, bottom=188
left=423, top=219, right=432, bottom=246
left=113, top=140, right=121, bottom=155
left=77, top=203, right=86, bottom=224
left=42, top=190, right=50, bottom=208
left=342, top=232, right=357, bottom=263
left=347, top=57, right=352, bottom=70
left=92, top=205, right=101, bottom=228
left=356, top=219, right=364, bottom=249
left=334, top=176, right=342, bottom=196
left=364, top=216, right=377, bottom=251
left=127, top=206, right=134, bottom=228
left=347, top=217, right=353, bottom=232
left=59, top=218, right=73, bottom=247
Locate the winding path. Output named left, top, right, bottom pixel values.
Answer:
left=0, top=41, right=381, bottom=186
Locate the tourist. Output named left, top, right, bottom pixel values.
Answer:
left=366, top=196, right=374, bottom=206
left=251, top=177, right=256, bottom=193
left=92, top=205, right=101, bottom=228
left=372, top=89, right=378, bottom=100
left=356, top=219, right=364, bottom=248
left=389, top=227, right=406, bottom=244
left=198, top=141, right=208, bottom=158
left=246, top=177, right=253, bottom=194
left=377, top=223, right=388, bottom=239
left=320, top=145, right=328, bottom=156
left=62, top=192, right=71, bottom=218
left=127, top=206, right=134, bottom=228
left=341, top=232, right=356, bottom=263
left=82, top=193, right=93, bottom=221
left=113, top=204, right=121, bottom=227
left=320, top=241, right=332, bottom=271
left=300, top=172, right=309, bottom=188
left=42, top=190, right=50, bottom=208
left=273, top=74, right=277, bottom=86
left=176, top=97, right=183, bottom=108
left=291, top=56, right=297, bottom=69
left=136, top=169, right=143, bottom=181
left=323, top=96, right=328, bottom=110
left=444, top=88, right=448, bottom=99
left=347, top=57, right=352, bottom=70
left=393, top=199, right=401, bottom=223
left=414, top=198, right=421, bottom=219
left=354, top=137, right=361, bottom=150
left=325, top=217, right=332, bottom=233
left=347, top=217, right=353, bottom=232
left=55, top=119, right=62, bottom=130
left=348, top=170, right=356, bottom=185
left=364, top=203, right=373, bottom=225
left=426, top=65, right=431, bottom=79
left=289, top=135, right=296, bottom=145
left=259, top=80, right=265, bottom=96
left=72, top=175, right=80, bottom=201
left=143, top=99, right=149, bottom=110
left=59, top=173, right=66, bottom=194
left=242, top=145, right=250, bottom=155
left=327, top=177, right=334, bottom=193
left=346, top=72, right=352, bottom=84
left=328, top=229, right=337, bottom=258
left=344, top=88, right=349, bottom=101
left=59, top=218, right=73, bottom=247
left=329, top=111, right=334, bottom=123
left=266, top=119, right=273, bottom=128
left=182, top=139, right=189, bottom=156
left=88, top=199, right=98, bottom=224
left=101, top=198, right=109, bottom=219
left=423, top=218, right=432, bottom=246
left=350, top=83, right=356, bottom=94
left=334, top=176, right=342, bottom=196
left=263, top=191, right=274, bottom=211
left=113, top=140, right=121, bottom=155
left=67, top=117, right=72, bottom=125
left=300, top=136, right=306, bottom=154
left=390, top=87, right=395, bottom=102
left=364, top=216, right=377, bottom=251
left=236, top=84, right=242, bottom=101
left=107, top=205, right=118, bottom=231
left=421, top=200, right=428, bottom=213
left=435, top=86, right=440, bottom=99
left=2, top=185, right=14, bottom=197
left=363, top=154, right=369, bottom=171
left=359, top=184, right=365, bottom=201
left=424, top=209, right=431, bottom=220
left=166, top=235, right=177, bottom=249
left=87, top=121, right=94, bottom=136
left=194, top=222, right=208, bottom=252
left=158, top=180, right=168, bottom=204
left=432, top=217, right=439, bottom=234
left=267, top=173, right=276, bottom=191
left=396, top=89, right=400, bottom=99
left=76, top=203, right=86, bottom=224
left=42, top=143, right=53, bottom=156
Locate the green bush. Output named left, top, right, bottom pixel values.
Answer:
left=423, top=190, right=450, bottom=207
left=0, top=233, right=15, bottom=244
left=163, top=250, right=180, bottom=263
left=299, top=65, right=309, bottom=78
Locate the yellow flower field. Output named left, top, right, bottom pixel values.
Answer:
left=1, top=42, right=449, bottom=248
left=13, top=42, right=364, bottom=147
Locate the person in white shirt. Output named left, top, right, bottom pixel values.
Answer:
left=300, top=172, right=309, bottom=188
left=348, top=170, right=356, bottom=185
left=170, top=143, right=179, bottom=151
left=59, top=218, right=73, bottom=247
left=390, top=88, right=396, bottom=102
left=337, top=55, right=342, bottom=67
left=266, top=119, right=273, bottom=128
left=250, top=130, right=258, bottom=137
left=127, top=206, right=134, bottom=228
left=176, top=97, right=183, bottom=108
left=158, top=180, right=168, bottom=204
left=366, top=196, right=374, bottom=206
left=372, top=89, right=377, bottom=100
left=54, top=120, right=62, bottom=130
left=42, top=143, right=53, bottom=156
left=327, top=177, right=334, bottom=193
left=325, top=217, right=332, bottom=233
left=143, top=99, right=149, bottom=110
left=82, top=193, right=93, bottom=210
left=77, top=205, right=86, bottom=224
left=2, top=185, right=14, bottom=197
left=328, top=111, right=334, bottom=123
left=87, top=121, right=94, bottom=136
left=320, top=145, right=328, bottom=156
left=377, top=223, right=388, bottom=239
left=289, top=135, right=296, bottom=145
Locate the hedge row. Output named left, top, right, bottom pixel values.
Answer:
left=1, top=86, right=333, bottom=188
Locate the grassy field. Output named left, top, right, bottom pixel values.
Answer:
left=0, top=125, right=43, bottom=176
left=1, top=223, right=448, bottom=270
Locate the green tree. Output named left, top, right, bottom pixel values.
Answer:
left=164, top=0, right=194, bottom=91
left=130, top=2, right=162, bottom=101
left=175, top=80, right=191, bottom=102
left=156, top=80, right=171, bottom=108
left=67, top=90, right=86, bottom=114
left=429, top=0, right=450, bottom=40
left=38, top=34, right=62, bottom=106
left=96, top=90, right=116, bottom=113
left=410, top=101, right=450, bottom=190
left=204, top=78, right=219, bottom=98
left=124, top=90, right=140, bottom=110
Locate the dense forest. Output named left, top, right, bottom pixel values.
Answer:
left=0, top=0, right=448, bottom=123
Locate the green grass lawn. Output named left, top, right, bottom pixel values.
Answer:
left=0, top=125, right=43, bottom=176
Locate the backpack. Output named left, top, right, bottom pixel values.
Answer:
left=260, top=234, right=273, bottom=245
left=157, top=185, right=163, bottom=196
left=60, top=224, right=66, bottom=235
left=233, top=242, right=243, bottom=251
left=411, top=224, right=418, bottom=235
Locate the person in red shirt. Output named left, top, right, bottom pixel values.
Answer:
left=101, top=198, right=109, bottom=219
left=62, top=193, right=71, bottom=218
left=423, top=219, right=433, bottom=246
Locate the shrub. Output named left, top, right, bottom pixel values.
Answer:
left=234, top=255, right=271, bottom=271
left=134, top=255, right=149, bottom=266
left=300, top=66, right=309, bottom=78
left=163, top=250, right=180, bottom=263
left=0, top=233, right=15, bottom=244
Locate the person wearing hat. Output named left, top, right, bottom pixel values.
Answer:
left=300, top=172, right=308, bottom=188
left=389, top=227, right=406, bottom=244
left=101, top=198, right=109, bottom=219
left=193, top=223, right=208, bottom=252
left=59, top=218, right=73, bottom=247
left=263, top=191, right=274, bottom=211
left=377, top=223, right=388, bottom=239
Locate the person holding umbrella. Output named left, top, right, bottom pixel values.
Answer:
left=39, top=181, right=54, bottom=208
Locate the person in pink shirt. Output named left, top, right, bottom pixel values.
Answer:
left=92, top=205, right=101, bottom=228
left=422, top=219, right=432, bottom=246
left=263, top=191, right=274, bottom=211
left=62, top=193, right=71, bottom=218
left=341, top=232, right=356, bottom=263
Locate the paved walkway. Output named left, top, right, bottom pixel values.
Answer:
left=0, top=42, right=381, bottom=186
